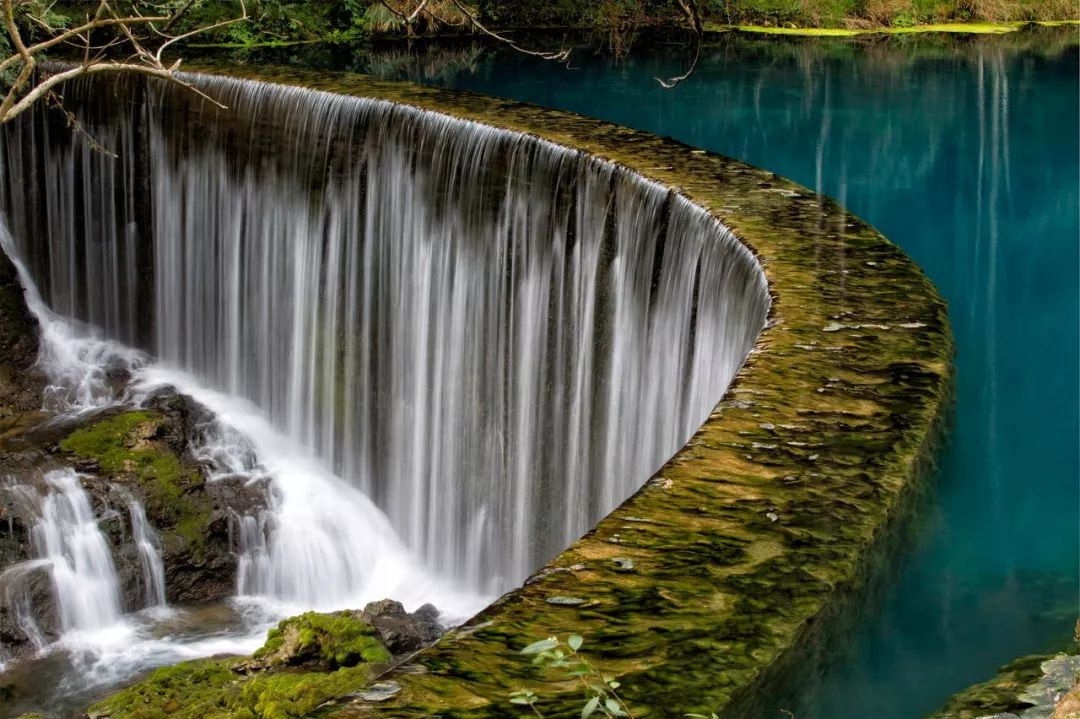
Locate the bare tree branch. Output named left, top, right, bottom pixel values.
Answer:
left=0, top=0, right=248, bottom=125
left=405, top=0, right=430, bottom=22
left=151, top=1, right=248, bottom=66
left=656, top=0, right=703, bottom=88
left=447, top=0, right=571, bottom=62
left=4, top=59, right=226, bottom=124
left=0, top=4, right=170, bottom=76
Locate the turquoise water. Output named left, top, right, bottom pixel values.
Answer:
left=367, top=31, right=1080, bottom=717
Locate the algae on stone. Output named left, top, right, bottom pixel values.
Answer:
left=88, top=611, right=391, bottom=719
left=930, top=652, right=1080, bottom=719
left=59, top=409, right=211, bottom=548
left=55, top=402, right=266, bottom=605
left=252, top=611, right=393, bottom=669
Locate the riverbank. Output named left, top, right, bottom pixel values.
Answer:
left=30, top=2, right=1080, bottom=51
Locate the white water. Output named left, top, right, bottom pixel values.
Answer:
left=0, top=221, right=484, bottom=704
left=0, top=71, right=768, bottom=708
left=127, top=498, right=166, bottom=609
left=35, top=469, right=123, bottom=633
left=1, top=73, right=769, bottom=594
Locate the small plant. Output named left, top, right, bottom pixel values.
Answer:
left=510, top=634, right=633, bottom=718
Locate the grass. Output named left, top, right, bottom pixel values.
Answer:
left=713, top=20, right=1040, bottom=35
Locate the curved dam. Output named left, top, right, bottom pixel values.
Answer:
left=0, top=68, right=951, bottom=716
left=1, top=72, right=767, bottom=597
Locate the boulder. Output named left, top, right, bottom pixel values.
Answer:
left=0, top=562, right=56, bottom=662
left=248, top=610, right=392, bottom=671
left=56, top=398, right=270, bottom=606
left=361, top=599, right=444, bottom=656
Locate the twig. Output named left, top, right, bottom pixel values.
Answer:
left=448, top=0, right=571, bottom=62
left=655, top=0, right=703, bottom=88
left=0, top=0, right=248, bottom=125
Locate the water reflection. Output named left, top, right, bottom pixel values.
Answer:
left=373, top=31, right=1077, bottom=719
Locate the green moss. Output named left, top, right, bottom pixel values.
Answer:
left=60, top=411, right=187, bottom=493
left=59, top=410, right=212, bottom=550
left=89, top=612, right=389, bottom=719
left=88, top=658, right=238, bottom=719
left=253, top=611, right=392, bottom=669
left=89, top=659, right=380, bottom=719
left=929, top=652, right=1075, bottom=718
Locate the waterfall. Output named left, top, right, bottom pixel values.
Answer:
left=127, top=499, right=166, bottom=609
left=0, top=73, right=769, bottom=593
left=35, top=469, right=122, bottom=633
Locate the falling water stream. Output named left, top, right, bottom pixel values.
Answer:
left=0, top=70, right=768, bottom=713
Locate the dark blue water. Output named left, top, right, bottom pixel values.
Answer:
left=380, top=31, right=1079, bottom=718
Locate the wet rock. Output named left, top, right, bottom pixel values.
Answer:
left=248, top=610, right=391, bottom=671
left=930, top=650, right=1080, bottom=719
left=357, top=680, right=401, bottom=702
left=361, top=599, right=443, bottom=656
left=55, top=399, right=270, bottom=606
left=545, top=595, right=586, bottom=606
left=0, top=248, right=45, bottom=419
left=89, top=609, right=392, bottom=719
left=0, top=562, right=56, bottom=661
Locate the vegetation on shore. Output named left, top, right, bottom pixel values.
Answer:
left=22, top=1, right=1079, bottom=51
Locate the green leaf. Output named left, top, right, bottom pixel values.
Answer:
left=568, top=634, right=584, bottom=652
left=521, top=637, right=559, bottom=655
left=582, top=696, right=601, bottom=718
left=607, top=680, right=620, bottom=689
left=605, top=698, right=629, bottom=717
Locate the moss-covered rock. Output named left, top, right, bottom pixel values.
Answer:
left=930, top=654, right=1057, bottom=718
left=60, top=409, right=209, bottom=542
left=251, top=611, right=393, bottom=670
left=930, top=652, right=1080, bottom=719
left=56, top=396, right=268, bottom=605
left=87, top=612, right=391, bottom=719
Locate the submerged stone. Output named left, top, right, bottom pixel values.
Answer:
left=356, top=681, right=402, bottom=702
left=930, top=651, right=1080, bottom=719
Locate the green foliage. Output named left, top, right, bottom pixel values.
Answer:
left=511, top=635, right=633, bottom=718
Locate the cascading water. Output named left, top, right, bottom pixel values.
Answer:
left=0, top=66, right=770, bottom=716
left=0, top=206, right=477, bottom=716
left=1, top=73, right=770, bottom=596
left=127, top=498, right=166, bottom=610
left=34, top=469, right=123, bottom=634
